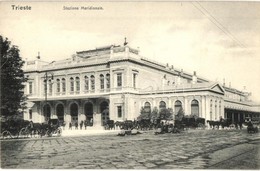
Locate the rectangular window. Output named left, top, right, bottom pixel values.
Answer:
left=117, top=106, right=122, bottom=118
left=29, top=109, right=32, bottom=119
left=85, top=80, right=89, bottom=90
left=44, top=83, right=47, bottom=94
left=106, top=81, right=110, bottom=89
left=62, top=82, right=66, bottom=92
left=70, top=82, right=74, bottom=92
left=76, top=81, right=80, bottom=91
left=117, top=73, right=122, bottom=87
left=133, top=73, right=137, bottom=89
left=57, top=82, right=60, bottom=93
left=100, top=79, right=104, bottom=90
left=91, top=77, right=95, bottom=90
left=29, top=82, right=33, bottom=94
left=49, top=83, right=52, bottom=94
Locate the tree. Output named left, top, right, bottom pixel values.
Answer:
left=150, top=107, right=159, bottom=121
left=175, top=106, right=185, bottom=121
left=137, top=107, right=150, bottom=120
left=1, top=35, right=27, bottom=118
left=159, top=108, right=173, bottom=120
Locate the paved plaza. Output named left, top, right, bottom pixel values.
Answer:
left=1, top=129, right=259, bottom=169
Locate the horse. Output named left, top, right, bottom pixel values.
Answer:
left=104, top=120, right=115, bottom=130
left=219, top=118, right=232, bottom=129
left=207, top=120, right=221, bottom=129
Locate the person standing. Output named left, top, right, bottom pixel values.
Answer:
left=75, top=122, right=78, bottom=130
left=84, top=120, right=87, bottom=130
left=80, top=121, right=83, bottom=130
left=69, top=122, right=72, bottom=130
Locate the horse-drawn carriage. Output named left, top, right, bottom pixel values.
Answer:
left=1, top=119, right=31, bottom=139
left=36, top=119, right=62, bottom=137
left=1, top=119, right=62, bottom=139
left=245, top=117, right=259, bottom=133
left=104, top=120, right=115, bottom=130
left=174, top=115, right=205, bottom=130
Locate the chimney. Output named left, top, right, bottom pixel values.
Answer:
left=192, top=71, right=197, bottom=84
left=223, top=78, right=225, bottom=86
left=36, top=52, right=40, bottom=59
left=171, top=65, right=174, bottom=70
left=229, top=82, right=231, bottom=88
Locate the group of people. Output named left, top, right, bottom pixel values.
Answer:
left=155, top=122, right=181, bottom=134
left=67, top=119, right=93, bottom=130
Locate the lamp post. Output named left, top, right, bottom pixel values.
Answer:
left=43, top=71, right=54, bottom=122
left=121, top=94, right=125, bottom=120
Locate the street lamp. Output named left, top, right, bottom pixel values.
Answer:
left=43, top=71, right=54, bottom=122
left=121, top=94, right=125, bottom=121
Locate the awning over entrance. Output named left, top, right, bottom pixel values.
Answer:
left=27, top=102, right=35, bottom=108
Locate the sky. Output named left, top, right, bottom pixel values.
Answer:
left=1, top=1, right=260, bottom=102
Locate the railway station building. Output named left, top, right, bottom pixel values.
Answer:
left=22, top=43, right=260, bottom=126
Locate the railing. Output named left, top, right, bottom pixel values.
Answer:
left=26, top=86, right=140, bottom=99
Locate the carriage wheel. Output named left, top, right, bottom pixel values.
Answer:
left=2, top=131, right=12, bottom=139
left=19, top=128, right=28, bottom=138
left=197, top=123, right=205, bottom=129
left=33, top=129, right=40, bottom=138
left=56, top=128, right=62, bottom=137
left=46, top=130, right=52, bottom=137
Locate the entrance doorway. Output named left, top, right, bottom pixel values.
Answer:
left=100, top=101, right=109, bottom=125
left=56, top=104, right=64, bottom=122
left=70, top=103, right=78, bottom=124
left=43, top=104, right=51, bottom=122
left=85, top=102, right=93, bottom=123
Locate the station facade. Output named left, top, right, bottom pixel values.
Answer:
left=23, top=44, right=260, bottom=126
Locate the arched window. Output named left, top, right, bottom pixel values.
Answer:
left=56, top=79, right=60, bottom=93
left=174, top=100, right=182, bottom=114
left=100, top=74, right=104, bottom=90
left=70, top=77, right=74, bottom=92
left=62, top=78, right=66, bottom=93
left=91, top=75, right=95, bottom=91
left=84, top=76, right=89, bottom=91
left=75, top=77, right=80, bottom=92
left=159, top=101, right=166, bottom=111
left=43, top=80, right=47, bottom=94
left=191, top=99, right=199, bottom=116
left=106, top=74, right=110, bottom=89
left=144, top=102, right=151, bottom=114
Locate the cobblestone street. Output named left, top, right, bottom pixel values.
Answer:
left=1, top=129, right=259, bottom=169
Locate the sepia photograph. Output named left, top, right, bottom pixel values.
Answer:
left=0, top=0, right=260, bottom=169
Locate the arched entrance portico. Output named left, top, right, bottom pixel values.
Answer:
left=85, top=102, right=93, bottom=123
left=56, top=104, right=64, bottom=122
left=70, top=103, right=78, bottom=124
left=43, top=104, right=51, bottom=122
left=100, top=101, right=109, bottom=125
